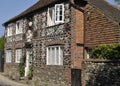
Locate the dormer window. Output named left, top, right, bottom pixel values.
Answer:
left=7, top=24, right=13, bottom=37
left=16, top=20, right=23, bottom=34
left=47, top=4, right=64, bottom=26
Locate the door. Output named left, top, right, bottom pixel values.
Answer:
left=71, top=69, right=81, bottom=86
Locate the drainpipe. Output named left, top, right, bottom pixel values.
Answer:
left=83, top=8, right=86, bottom=59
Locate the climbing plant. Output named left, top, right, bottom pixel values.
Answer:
left=18, top=56, right=26, bottom=77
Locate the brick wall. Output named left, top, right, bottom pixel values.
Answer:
left=85, top=4, right=120, bottom=48
left=71, top=2, right=84, bottom=69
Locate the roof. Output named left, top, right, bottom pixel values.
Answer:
left=4, top=0, right=120, bottom=25
left=4, top=0, right=60, bottom=25
left=86, top=0, right=120, bottom=23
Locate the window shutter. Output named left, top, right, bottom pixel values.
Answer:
left=47, top=8, right=55, bottom=26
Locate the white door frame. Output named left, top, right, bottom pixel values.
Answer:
left=25, top=49, right=32, bottom=77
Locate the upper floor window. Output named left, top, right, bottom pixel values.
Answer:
left=47, top=4, right=64, bottom=26
left=46, top=45, right=63, bottom=65
left=15, top=49, right=22, bottom=63
left=16, top=20, right=23, bottom=34
left=6, top=50, right=12, bottom=63
left=7, top=24, right=13, bottom=37
left=55, top=4, right=64, bottom=24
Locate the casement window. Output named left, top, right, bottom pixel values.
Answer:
left=6, top=50, right=12, bottom=63
left=15, top=49, right=22, bottom=63
left=16, top=20, right=23, bottom=34
left=7, top=24, right=13, bottom=37
left=55, top=4, right=64, bottom=24
left=86, top=48, right=92, bottom=59
left=47, top=4, right=64, bottom=26
left=47, top=45, right=63, bottom=65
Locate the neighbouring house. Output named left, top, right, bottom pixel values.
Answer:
left=3, top=0, right=120, bottom=86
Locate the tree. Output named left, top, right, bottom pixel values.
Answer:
left=0, top=36, right=5, bottom=51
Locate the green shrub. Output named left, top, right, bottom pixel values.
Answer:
left=18, top=57, right=26, bottom=77
left=0, top=36, right=5, bottom=51
left=91, top=43, right=120, bottom=59
left=28, top=66, right=33, bottom=80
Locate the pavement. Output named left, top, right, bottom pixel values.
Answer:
left=0, top=73, right=29, bottom=86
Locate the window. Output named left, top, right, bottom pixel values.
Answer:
left=16, top=20, right=23, bottom=34
left=47, top=45, right=63, bottom=65
left=47, top=4, right=64, bottom=26
left=7, top=24, right=13, bottom=37
left=55, top=4, right=64, bottom=24
left=85, top=48, right=92, bottom=59
left=6, top=50, right=12, bottom=63
left=15, top=49, right=22, bottom=63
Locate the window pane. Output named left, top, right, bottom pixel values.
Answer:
left=6, top=50, right=12, bottom=63
left=16, top=49, right=22, bottom=63
left=52, top=47, right=55, bottom=65
left=60, top=47, right=63, bottom=65
left=60, top=16, right=62, bottom=21
left=46, top=45, right=63, bottom=65
left=48, top=48, right=50, bottom=65
left=55, top=4, right=64, bottom=23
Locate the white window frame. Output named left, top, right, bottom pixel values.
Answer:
left=15, top=49, right=22, bottom=63
left=16, top=20, right=23, bottom=34
left=7, top=24, right=13, bottom=37
left=6, top=50, right=12, bottom=63
left=55, top=4, right=64, bottom=24
left=47, top=4, right=64, bottom=26
left=47, top=45, right=63, bottom=65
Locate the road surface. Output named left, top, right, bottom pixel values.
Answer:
left=0, top=73, right=28, bottom=86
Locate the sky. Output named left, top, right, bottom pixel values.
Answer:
left=0, top=0, right=38, bottom=37
left=0, top=0, right=119, bottom=37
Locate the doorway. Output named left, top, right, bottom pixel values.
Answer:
left=71, top=69, right=81, bottom=86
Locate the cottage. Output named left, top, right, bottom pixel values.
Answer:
left=3, top=0, right=120, bottom=86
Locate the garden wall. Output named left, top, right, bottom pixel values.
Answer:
left=82, top=59, right=120, bottom=86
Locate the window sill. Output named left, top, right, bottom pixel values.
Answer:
left=46, top=22, right=64, bottom=28
left=7, top=35, right=12, bottom=37
left=46, top=65, right=64, bottom=69
left=5, top=62, right=12, bottom=63
left=15, top=33, right=23, bottom=35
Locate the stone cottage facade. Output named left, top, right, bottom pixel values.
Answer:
left=3, top=0, right=120, bottom=86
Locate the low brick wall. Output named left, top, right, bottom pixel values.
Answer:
left=82, top=59, right=120, bottom=86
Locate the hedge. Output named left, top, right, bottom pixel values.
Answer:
left=91, top=43, right=120, bottom=59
